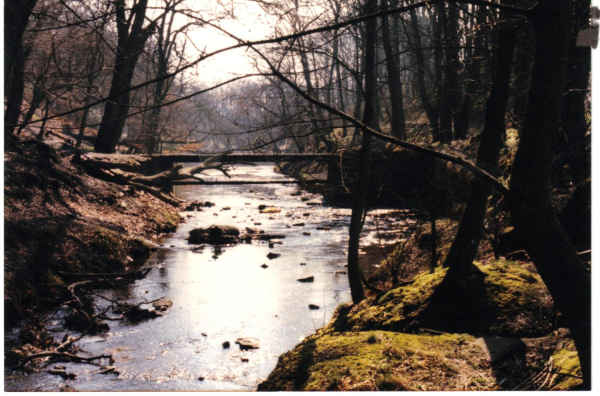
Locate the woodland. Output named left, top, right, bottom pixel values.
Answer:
left=4, top=0, right=592, bottom=391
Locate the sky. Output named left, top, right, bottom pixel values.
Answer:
left=182, top=1, right=277, bottom=84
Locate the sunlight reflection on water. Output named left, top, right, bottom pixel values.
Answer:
left=4, top=164, right=412, bottom=391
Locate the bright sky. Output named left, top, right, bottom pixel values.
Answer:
left=183, top=1, right=276, bottom=84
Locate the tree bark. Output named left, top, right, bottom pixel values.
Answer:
left=94, top=0, right=158, bottom=153
left=4, top=0, right=37, bottom=87
left=348, top=0, right=379, bottom=304
left=441, top=16, right=517, bottom=284
left=509, top=0, right=591, bottom=388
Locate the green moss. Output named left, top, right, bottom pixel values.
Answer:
left=549, top=341, right=583, bottom=390
left=327, top=260, right=554, bottom=337
left=259, top=331, right=482, bottom=391
left=338, top=267, right=447, bottom=332
left=150, top=210, right=180, bottom=233
left=478, top=260, right=554, bottom=335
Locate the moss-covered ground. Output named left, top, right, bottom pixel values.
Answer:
left=259, top=260, right=581, bottom=391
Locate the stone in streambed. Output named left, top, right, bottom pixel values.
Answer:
left=308, top=304, right=320, bottom=310
left=260, top=207, right=281, bottom=214
left=235, top=337, right=260, bottom=350
left=152, top=298, right=173, bottom=312
left=188, top=225, right=240, bottom=245
left=297, top=276, right=314, bottom=283
left=98, top=366, right=119, bottom=375
left=222, top=341, right=231, bottom=348
left=267, top=252, right=281, bottom=260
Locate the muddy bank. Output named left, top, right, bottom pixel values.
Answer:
left=4, top=138, right=180, bottom=329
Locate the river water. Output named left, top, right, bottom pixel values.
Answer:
left=5, top=164, right=413, bottom=391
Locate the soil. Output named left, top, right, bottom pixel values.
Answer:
left=4, top=137, right=180, bottom=329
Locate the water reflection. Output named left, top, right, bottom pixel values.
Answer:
left=5, top=164, right=412, bottom=391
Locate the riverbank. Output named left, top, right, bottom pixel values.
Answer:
left=258, top=259, right=581, bottom=391
left=4, top=138, right=180, bottom=330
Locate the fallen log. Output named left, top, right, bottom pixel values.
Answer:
left=73, top=151, right=231, bottom=207
left=17, top=352, right=112, bottom=368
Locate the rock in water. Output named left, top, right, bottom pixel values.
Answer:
left=297, top=276, right=314, bottom=283
left=308, top=304, right=320, bottom=310
left=235, top=337, right=260, bottom=350
left=152, top=298, right=173, bottom=312
left=260, top=264, right=268, bottom=269
left=189, top=225, right=240, bottom=245
left=222, top=341, right=231, bottom=348
left=267, top=252, right=281, bottom=260
left=98, top=366, right=120, bottom=375
left=260, top=207, right=281, bottom=214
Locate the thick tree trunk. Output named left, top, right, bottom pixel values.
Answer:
left=94, top=0, right=157, bottom=153
left=5, top=41, right=31, bottom=140
left=441, top=21, right=517, bottom=283
left=560, top=0, right=591, bottom=185
left=509, top=0, right=591, bottom=388
left=4, top=0, right=37, bottom=86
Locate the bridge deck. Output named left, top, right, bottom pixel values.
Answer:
left=172, top=178, right=323, bottom=185
left=151, top=153, right=336, bottom=163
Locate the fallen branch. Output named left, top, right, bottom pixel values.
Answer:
left=16, top=352, right=112, bottom=368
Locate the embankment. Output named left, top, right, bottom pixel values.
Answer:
left=4, top=138, right=180, bottom=329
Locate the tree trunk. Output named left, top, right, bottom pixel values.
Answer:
left=441, top=19, right=517, bottom=284
left=17, top=84, right=45, bottom=136
left=76, top=93, right=92, bottom=148
left=439, top=3, right=461, bottom=143
left=381, top=0, right=406, bottom=140
left=560, top=0, right=591, bottom=185
left=406, top=7, right=440, bottom=141
left=511, top=25, right=534, bottom=128
left=348, top=0, right=378, bottom=304
left=509, top=0, right=590, bottom=388
left=4, top=41, right=30, bottom=139
left=4, top=0, right=37, bottom=87
left=94, top=0, right=157, bottom=153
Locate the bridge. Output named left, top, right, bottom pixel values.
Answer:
left=146, top=152, right=339, bottom=188
left=150, top=152, right=336, bottom=165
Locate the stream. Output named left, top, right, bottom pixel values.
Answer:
left=5, top=164, right=415, bottom=391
